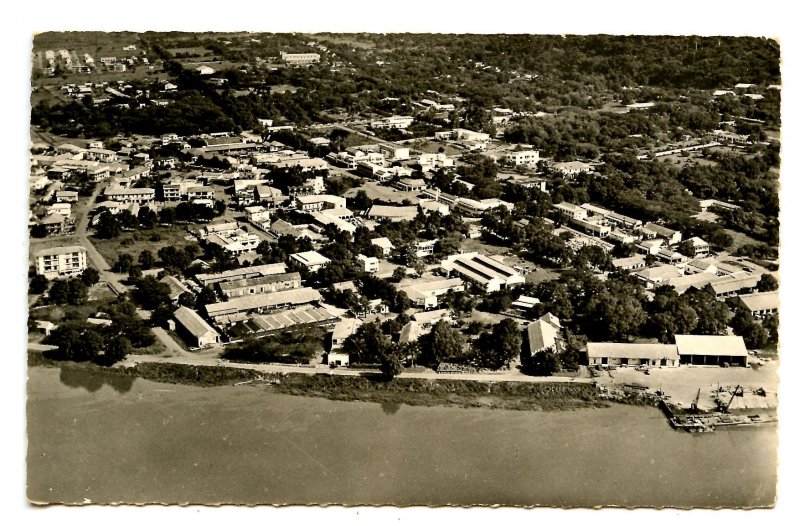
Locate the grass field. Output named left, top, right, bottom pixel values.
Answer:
left=459, top=238, right=510, bottom=256
left=725, top=228, right=762, bottom=252
left=343, top=181, right=421, bottom=204
left=91, top=225, right=197, bottom=268
left=29, top=297, right=118, bottom=324
left=33, top=31, right=141, bottom=55
left=409, top=139, right=463, bottom=156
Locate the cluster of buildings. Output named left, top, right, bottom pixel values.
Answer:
left=586, top=335, right=749, bottom=368
left=27, top=62, right=780, bottom=377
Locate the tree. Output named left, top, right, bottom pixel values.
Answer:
left=646, top=286, right=698, bottom=342
left=48, top=279, right=68, bottom=304
left=342, top=322, right=391, bottom=364
left=151, top=302, right=177, bottom=328
left=379, top=353, right=403, bottom=380
left=757, top=273, right=778, bottom=292
left=138, top=207, right=158, bottom=229
left=128, top=266, right=143, bottom=281
left=475, top=319, right=521, bottom=370
left=419, top=320, right=465, bottom=366
left=390, top=266, right=407, bottom=283
left=762, top=313, right=779, bottom=345
left=113, top=253, right=134, bottom=273
left=584, top=289, right=647, bottom=341
left=685, top=286, right=731, bottom=335
left=30, top=224, right=49, bottom=238
left=94, top=211, right=122, bottom=239
left=103, top=336, right=131, bottom=365
left=29, top=275, right=49, bottom=295
left=159, top=207, right=176, bottom=225
left=353, top=191, right=374, bottom=211
left=478, top=290, right=513, bottom=314
left=79, top=328, right=104, bottom=362
left=197, top=286, right=217, bottom=308
left=523, top=347, right=561, bottom=376
left=138, top=249, right=155, bottom=270
left=131, top=275, right=172, bottom=310
left=81, top=267, right=100, bottom=287
left=50, top=279, right=88, bottom=305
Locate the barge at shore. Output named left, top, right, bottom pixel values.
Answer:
left=659, top=399, right=776, bottom=433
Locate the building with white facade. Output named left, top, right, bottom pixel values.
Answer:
left=440, top=252, right=525, bottom=292
left=505, top=149, right=540, bottom=166
left=34, top=245, right=88, bottom=279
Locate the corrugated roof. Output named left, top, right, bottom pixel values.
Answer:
left=737, top=291, right=779, bottom=312
left=174, top=306, right=219, bottom=339
left=674, top=335, right=747, bottom=356
left=528, top=319, right=559, bottom=354
left=219, top=272, right=301, bottom=292
left=196, top=263, right=288, bottom=284
left=398, top=321, right=422, bottom=344
left=290, top=251, right=330, bottom=267
left=587, top=342, right=678, bottom=360
left=367, top=205, right=418, bottom=221
left=206, top=287, right=322, bottom=317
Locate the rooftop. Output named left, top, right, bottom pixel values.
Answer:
left=737, top=291, right=779, bottom=312
left=674, top=335, right=748, bottom=357
left=290, top=250, right=331, bottom=267
left=206, top=287, right=322, bottom=317
left=35, top=245, right=86, bottom=258
left=174, top=306, right=219, bottom=338
left=586, top=342, right=679, bottom=360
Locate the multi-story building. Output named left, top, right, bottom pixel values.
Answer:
left=280, top=51, right=321, bottom=65
left=187, top=185, right=214, bottom=201
left=356, top=254, right=380, bottom=274
left=370, top=115, right=414, bottom=130
left=218, top=272, right=302, bottom=299
left=553, top=202, right=588, bottom=221
left=378, top=143, right=410, bottom=161
left=34, top=245, right=88, bottom=279
left=103, top=186, right=156, bottom=204
left=505, top=149, right=540, bottom=166
left=294, top=194, right=346, bottom=212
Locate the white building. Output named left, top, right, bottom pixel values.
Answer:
left=280, top=51, right=321, bottom=65
left=379, top=143, right=410, bottom=161
left=370, top=115, right=414, bottom=129
left=34, top=245, right=88, bottom=279
left=398, top=278, right=465, bottom=309
left=440, top=252, right=525, bottom=292
left=506, top=149, right=540, bottom=166
left=371, top=237, right=395, bottom=256
left=103, top=186, right=156, bottom=204
left=290, top=250, right=331, bottom=272
left=173, top=306, right=220, bottom=348
left=357, top=254, right=380, bottom=274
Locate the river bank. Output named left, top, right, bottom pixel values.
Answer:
left=28, top=352, right=607, bottom=411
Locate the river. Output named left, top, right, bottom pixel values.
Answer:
left=26, top=366, right=777, bottom=507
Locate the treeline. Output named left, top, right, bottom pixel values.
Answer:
left=42, top=298, right=157, bottom=366
left=222, top=326, right=325, bottom=364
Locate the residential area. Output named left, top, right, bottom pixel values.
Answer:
left=28, top=32, right=780, bottom=415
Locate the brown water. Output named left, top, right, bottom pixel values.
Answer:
left=26, top=366, right=777, bottom=507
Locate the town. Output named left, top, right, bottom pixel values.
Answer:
left=27, top=32, right=780, bottom=417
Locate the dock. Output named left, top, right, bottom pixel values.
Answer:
left=659, top=398, right=776, bottom=433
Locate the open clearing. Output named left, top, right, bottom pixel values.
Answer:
left=344, top=180, right=421, bottom=205
left=91, top=225, right=197, bottom=267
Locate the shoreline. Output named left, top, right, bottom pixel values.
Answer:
left=28, top=352, right=611, bottom=412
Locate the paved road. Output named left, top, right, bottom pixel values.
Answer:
left=119, top=352, right=592, bottom=384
